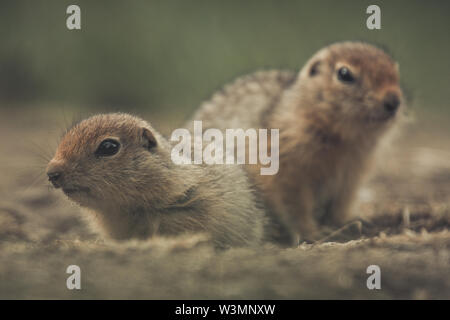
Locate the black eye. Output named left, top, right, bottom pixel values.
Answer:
left=95, top=139, right=120, bottom=157
left=337, top=67, right=355, bottom=83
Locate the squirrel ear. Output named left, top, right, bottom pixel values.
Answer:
left=309, top=61, right=321, bottom=77
left=142, top=127, right=157, bottom=150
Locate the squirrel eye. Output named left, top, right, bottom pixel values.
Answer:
left=337, top=67, right=355, bottom=83
left=95, top=139, right=120, bottom=157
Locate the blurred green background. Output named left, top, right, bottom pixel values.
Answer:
left=0, top=0, right=449, bottom=124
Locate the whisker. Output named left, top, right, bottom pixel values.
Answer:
left=23, top=171, right=48, bottom=192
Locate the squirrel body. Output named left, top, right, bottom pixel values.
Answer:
left=47, top=113, right=266, bottom=248
left=191, top=42, right=404, bottom=243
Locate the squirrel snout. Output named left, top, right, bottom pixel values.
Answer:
left=47, top=160, right=65, bottom=188
left=383, top=92, right=401, bottom=114
left=47, top=170, right=62, bottom=188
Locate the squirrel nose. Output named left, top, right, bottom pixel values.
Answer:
left=383, top=92, right=400, bottom=113
left=47, top=171, right=62, bottom=188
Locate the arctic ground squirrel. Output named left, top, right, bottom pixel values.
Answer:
left=46, top=113, right=266, bottom=248
left=190, top=42, right=404, bottom=244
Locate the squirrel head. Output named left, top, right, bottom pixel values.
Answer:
left=46, top=113, right=178, bottom=211
left=297, top=42, right=404, bottom=138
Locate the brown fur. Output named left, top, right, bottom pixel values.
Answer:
left=47, top=113, right=266, bottom=248
left=191, top=42, right=405, bottom=245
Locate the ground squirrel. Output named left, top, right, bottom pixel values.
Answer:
left=46, top=113, right=266, bottom=248
left=191, top=42, right=404, bottom=244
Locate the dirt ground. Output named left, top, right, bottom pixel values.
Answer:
left=0, top=108, right=449, bottom=299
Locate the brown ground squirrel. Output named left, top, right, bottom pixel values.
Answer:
left=191, top=42, right=404, bottom=244
left=46, top=113, right=266, bottom=248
